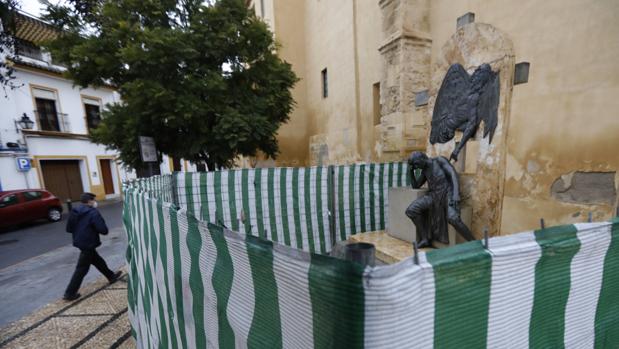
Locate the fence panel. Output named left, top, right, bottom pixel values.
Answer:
left=172, top=162, right=410, bottom=253
left=333, top=162, right=410, bottom=240
left=175, top=167, right=332, bottom=254
left=123, top=184, right=619, bottom=348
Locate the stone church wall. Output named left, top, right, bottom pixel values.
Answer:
left=251, top=0, right=619, bottom=235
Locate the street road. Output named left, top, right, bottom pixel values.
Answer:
left=0, top=201, right=127, bottom=327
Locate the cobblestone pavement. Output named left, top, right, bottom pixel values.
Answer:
left=0, top=201, right=127, bottom=327
left=0, top=270, right=134, bottom=349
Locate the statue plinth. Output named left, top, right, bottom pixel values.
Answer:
left=387, top=187, right=427, bottom=243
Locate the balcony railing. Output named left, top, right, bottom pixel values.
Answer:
left=33, top=111, right=71, bottom=133
left=14, top=40, right=67, bottom=70
left=15, top=40, right=44, bottom=61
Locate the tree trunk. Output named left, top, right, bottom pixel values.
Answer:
left=203, top=153, right=217, bottom=172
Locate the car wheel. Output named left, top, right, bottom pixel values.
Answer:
left=48, top=208, right=62, bottom=222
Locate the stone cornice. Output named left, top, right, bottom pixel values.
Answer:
left=379, top=29, right=432, bottom=53
left=22, top=129, right=91, bottom=140
left=9, top=59, right=118, bottom=91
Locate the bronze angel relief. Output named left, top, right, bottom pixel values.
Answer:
left=430, top=63, right=500, bottom=161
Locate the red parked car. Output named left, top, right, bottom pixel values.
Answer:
left=0, top=189, right=63, bottom=229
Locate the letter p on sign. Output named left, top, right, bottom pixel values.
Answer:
left=16, top=157, right=31, bottom=172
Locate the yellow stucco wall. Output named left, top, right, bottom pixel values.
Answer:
left=429, top=0, right=619, bottom=233
left=252, top=0, right=382, bottom=165
left=353, top=0, right=383, bottom=163
left=272, top=0, right=309, bottom=167
left=248, top=0, right=309, bottom=167
left=305, top=0, right=359, bottom=164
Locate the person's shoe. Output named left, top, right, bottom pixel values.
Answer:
left=63, top=293, right=81, bottom=301
left=108, top=271, right=123, bottom=285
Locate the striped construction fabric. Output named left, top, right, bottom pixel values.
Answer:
left=175, top=167, right=333, bottom=254
left=364, top=220, right=619, bottom=348
left=129, top=174, right=174, bottom=203
left=124, top=183, right=619, bottom=349
left=333, top=162, right=410, bottom=240
left=173, top=162, right=410, bottom=253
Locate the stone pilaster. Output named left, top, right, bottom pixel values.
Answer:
left=376, top=0, right=432, bottom=161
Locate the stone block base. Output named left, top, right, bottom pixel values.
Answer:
left=387, top=187, right=427, bottom=243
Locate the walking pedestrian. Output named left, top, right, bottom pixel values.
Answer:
left=63, top=192, right=121, bottom=301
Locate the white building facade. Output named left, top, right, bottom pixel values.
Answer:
left=0, top=12, right=137, bottom=201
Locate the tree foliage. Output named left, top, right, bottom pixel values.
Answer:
left=0, top=0, right=21, bottom=95
left=43, top=0, right=297, bottom=170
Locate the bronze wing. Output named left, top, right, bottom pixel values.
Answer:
left=477, top=71, right=500, bottom=143
left=430, top=63, right=471, bottom=144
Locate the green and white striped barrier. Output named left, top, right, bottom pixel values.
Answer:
left=333, top=162, right=411, bottom=240
left=123, top=186, right=619, bottom=348
left=128, top=174, right=174, bottom=203
left=174, top=162, right=410, bottom=254
left=175, top=167, right=333, bottom=254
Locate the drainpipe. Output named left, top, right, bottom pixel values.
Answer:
left=352, top=0, right=362, bottom=160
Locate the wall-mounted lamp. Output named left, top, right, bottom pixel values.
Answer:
left=15, top=113, right=34, bottom=132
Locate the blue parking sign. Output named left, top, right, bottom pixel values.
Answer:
left=16, top=157, right=31, bottom=172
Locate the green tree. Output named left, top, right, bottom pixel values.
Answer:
left=0, top=0, right=22, bottom=95
left=43, top=0, right=297, bottom=170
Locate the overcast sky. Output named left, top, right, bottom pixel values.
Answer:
left=19, top=0, right=48, bottom=17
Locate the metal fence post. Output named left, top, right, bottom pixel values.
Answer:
left=327, top=165, right=337, bottom=248
left=413, top=241, right=419, bottom=265
left=483, top=227, right=489, bottom=249
left=171, top=171, right=179, bottom=208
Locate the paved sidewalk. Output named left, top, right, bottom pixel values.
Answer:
left=0, top=233, right=128, bottom=327
left=0, top=201, right=126, bottom=326
left=0, top=270, right=134, bottom=348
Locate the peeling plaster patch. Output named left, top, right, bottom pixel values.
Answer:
left=527, top=160, right=540, bottom=173
left=478, top=137, right=498, bottom=167
left=522, top=173, right=538, bottom=193
left=374, top=141, right=383, bottom=158
left=559, top=173, right=575, bottom=190
left=551, top=171, right=617, bottom=205
left=506, top=153, right=524, bottom=181
left=317, top=144, right=328, bottom=166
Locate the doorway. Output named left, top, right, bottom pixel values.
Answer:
left=99, top=159, right=115, bottom=195
left=40, top=160, right=83, bottom=202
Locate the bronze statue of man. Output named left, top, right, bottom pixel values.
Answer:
left=405, top=152, right=475, bottom=248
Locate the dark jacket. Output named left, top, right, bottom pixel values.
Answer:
left=66, top=205, right=108, bottom=250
